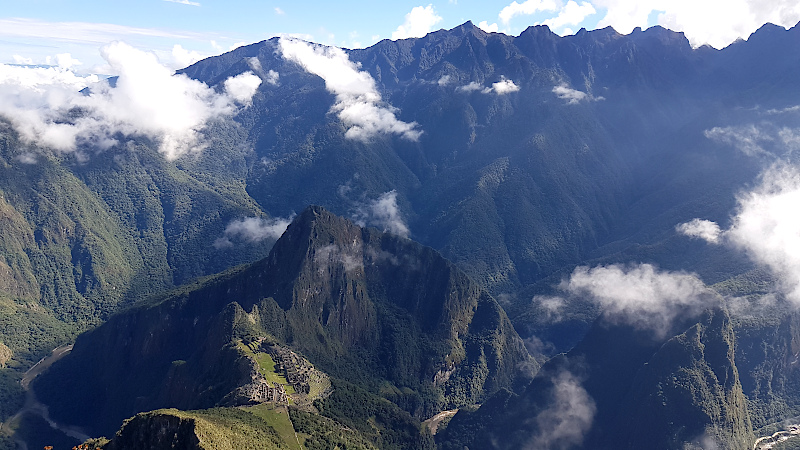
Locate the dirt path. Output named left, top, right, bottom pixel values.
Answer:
left=1, top=345, right=90, bottom=449
left=422, top=409, right=459, bottom=435
left=754, top=423, right=800, bottom=449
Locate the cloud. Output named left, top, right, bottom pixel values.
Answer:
left=478, top=21, right=499, bottom=33
left=541, top=1, right=597, bottom=31
left=499, top=0, right=558, bottom=25
left=553, top=84, right=589, bottom=103
left=676, top=218, right=722, bottom=244
left=457, top=77, right=520, bottom=94
left=593, top=0, right=800, bottom=49
left=169, top=44, right=206, bottom=70
left=553, top=263, right=717, bottom=335
left=354, top=190, right=410, bottom=238
left=213, top=215, right=294, bottom=249
left=55, top=53, right=81, bottom=69
left=278, top=38, right=421, bottom=141
left=274, top=7, right=285, bottom=15
left=437, top=75, right=452, bottom=86
left=704, top=125, right=772, bottom=157
left=457, top=81, right=484, bottom=92
left=223, top=72, right=262, bottom=105
left=391, top=5, right=443, bottom=40
left=164, top=0, right=201, bottom=6
left=529, top=371, right=596, bottom=449
left=0, top=19, right=215, bottom=58
left=705, top=124, right=800, bottom=157
left=12, top=55, right=33, bottom=65
left=725, top=165, right=800, bottom=304
left=0, top=42, right=261, bottom=159
left=315, top=244, right=364, bottom=273
left=491, top=77, right=520, bottom=94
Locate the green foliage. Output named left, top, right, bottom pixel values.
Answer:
left=0, top=369, right=24, bottom=422
left=315, top=379, right=434, bottom=450
left=289, top=409, right=377, bottom=450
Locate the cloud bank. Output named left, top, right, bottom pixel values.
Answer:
left=592, top=0, right=800, bottom=49
left=392, top=5, right=443, bottom=40
left=213, top=215, right=294, bottom=249
left=278, top=38, right=421, bottom=142
left=679, top=165, right=800, bottom=304
left=0, top=42, right=261, bottom=159
left=540, top=263, right=717, bottom=335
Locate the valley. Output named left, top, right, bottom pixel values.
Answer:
left=1, top=14, right=800, bottom=450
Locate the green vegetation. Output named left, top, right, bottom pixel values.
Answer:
left=106, top=408, right=290, bottom=450
left=243, top=404, right=301, bottom=450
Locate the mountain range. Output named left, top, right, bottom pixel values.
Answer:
left=1, top=19, right=800, bottom=449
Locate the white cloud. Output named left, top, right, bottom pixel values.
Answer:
left=491, top=77, right=520, bottom=94
left=164, top=0, right=200, bottom=6
left=274, top=7, right=285, bottom=15
left=354, top=190, right=410, bottom=238
left=530, top=371, right=596, bottom=449
left=0, top=18, right=211, bottom=49
left=478, top=21, right=499, bottom=33
left=0, top=42, right=261, bottom=159
left=558, top=263, right=717, bottom=334
left=676, top=218, right=722, bottom=244
left=265, top=70, right=280, bottom=86
left=456, top=77, right=520, bottom=94
left=553, top=84, right=588, bottom=103
left=213, top=215, right=294, bottom=249
left=391, top=4, right=443, bottom=40
left=725, top=165, right=800, bottom=304
left=457, top=81, right=484, bottom=92
left=704, top=125, right=772, bottom=157
left=55, top=53, right=81, bottom=69
left=12, top=55, right=33, bottom=65
left=593, top=0, right=800, bottom=49
left=278, top=38, right=421, bottom=141
left=169, top=44, right=205, bottom=70
left=223, top=72, right=262, bottom=105
left=437, top=75, right=452, bottom=86
left=499, top=0, right=558, bottom=25
left=541, top=1, right=597, bottom=30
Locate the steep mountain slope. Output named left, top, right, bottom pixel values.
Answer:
left=34, top=206, right=532, bottom=441
left=438, top=309, right=756, bottom=449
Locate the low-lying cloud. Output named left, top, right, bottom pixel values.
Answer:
left=553, top=84, right=592, bottom=104
left=457, top=76, right=520, bottom=95
left=678, top=164, right=800, bottom=304
left=353, top=190, right=410, bottom=238
left=705, top=124, right=800, bottom=157
left=676, top=218, right=722, bottom=244
left=213, top=215, right=293, bottom=249
left=278, top=38, right=421, bottom=142
left=529, top=371, right=596, bottom=449
left=0, top=42, right=261, bottom=159
left=539, top=263, right=717, bottom=335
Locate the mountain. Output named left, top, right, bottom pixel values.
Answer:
left=2, top=19, right=800, bottom=450
left=33, top=206, right=532, bottom=446
left=438, top=309, right=757, bottom=449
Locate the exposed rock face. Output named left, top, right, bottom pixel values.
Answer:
left=35, top=206, right=533, bottom=436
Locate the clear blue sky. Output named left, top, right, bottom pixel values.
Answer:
left=1, top=0, right=798, bottom=73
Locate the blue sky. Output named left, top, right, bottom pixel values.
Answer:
left=1, top=0, right=800, bottom=73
